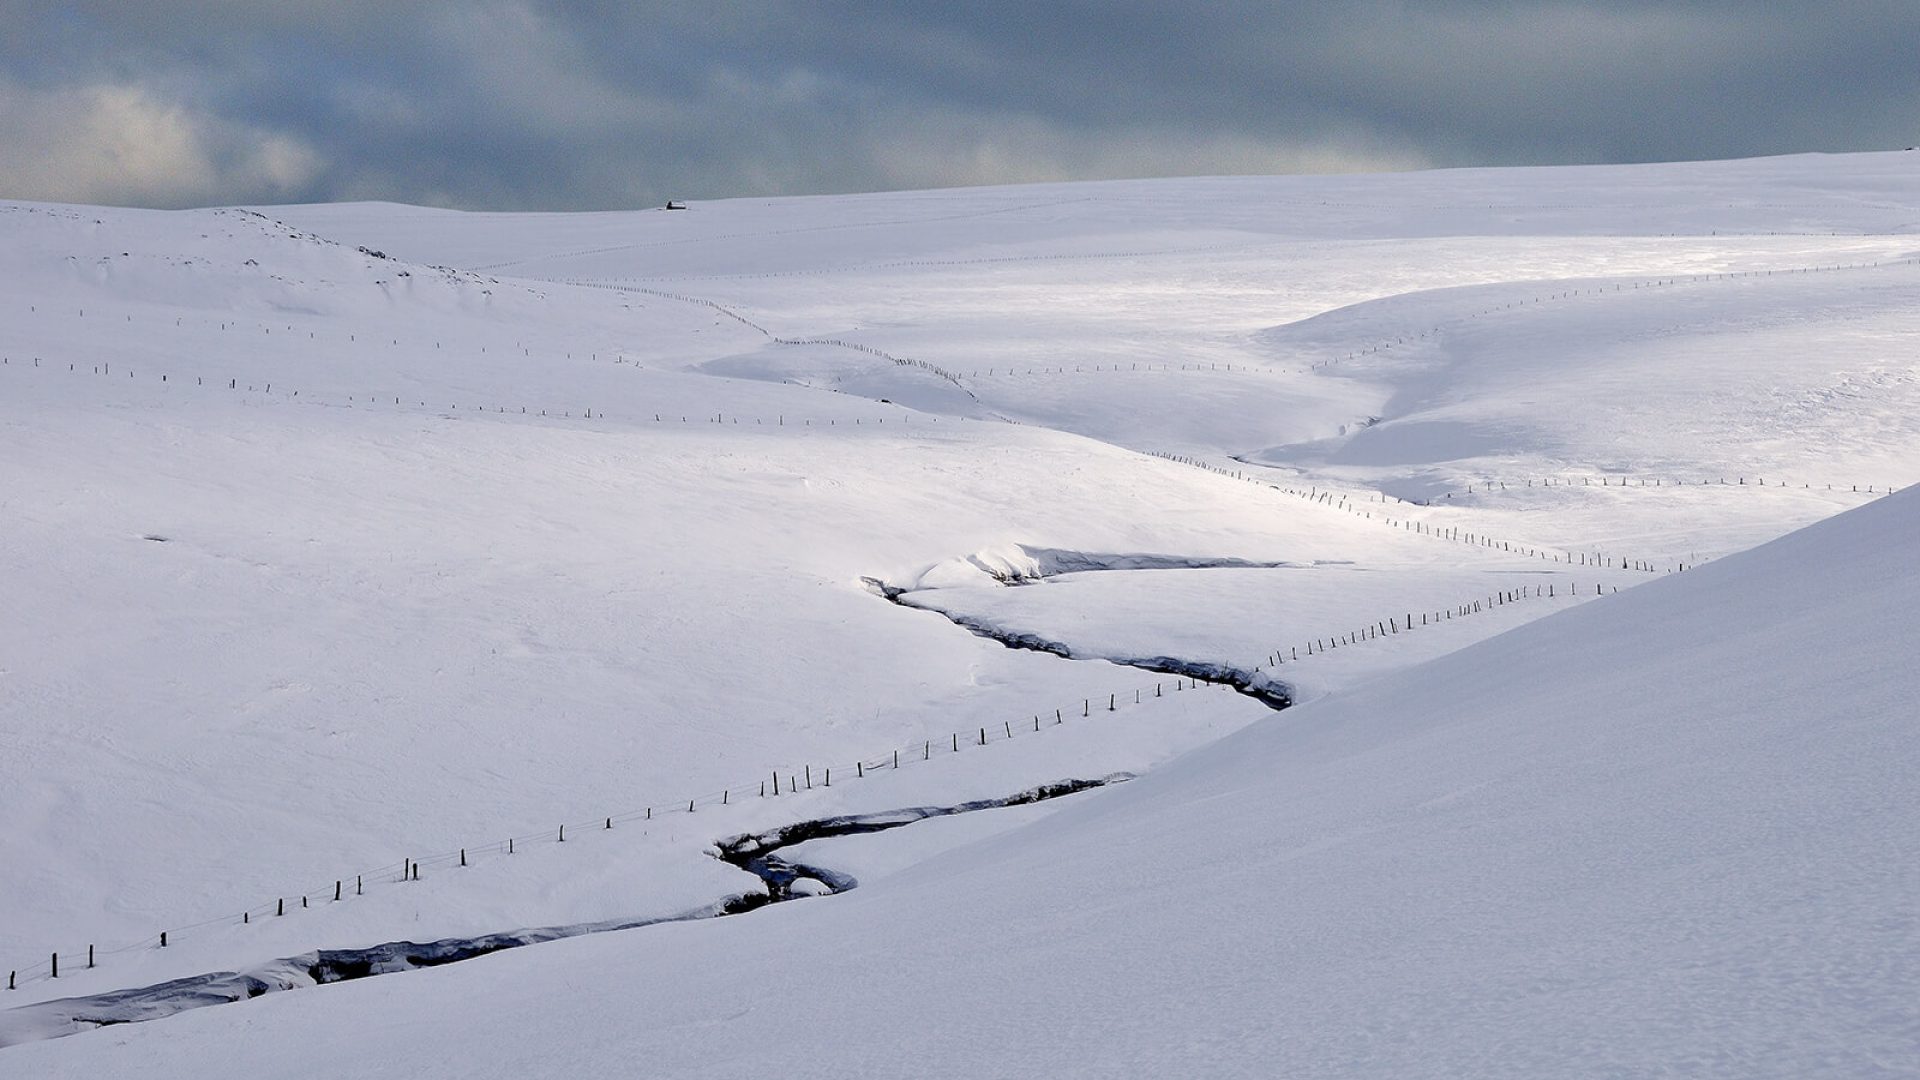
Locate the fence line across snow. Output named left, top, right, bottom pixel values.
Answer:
left=0, top=352, right=987, bottom=432
left=1150, top=451, right=1696, bottom=573
left=1, top=576, right=1618, bottom=995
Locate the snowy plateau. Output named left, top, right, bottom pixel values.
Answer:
left=0, top=151, right=1916, bottom=1077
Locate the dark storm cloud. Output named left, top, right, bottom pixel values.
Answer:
left=1, top=1, right=1914, bottom=208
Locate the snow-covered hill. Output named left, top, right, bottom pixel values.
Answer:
left=13, top=407, right=1914, bottom=1080
left=2, top=151, right=1914, bottom=1073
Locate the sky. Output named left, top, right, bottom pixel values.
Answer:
left=1, top=1, right=1915, bottom=210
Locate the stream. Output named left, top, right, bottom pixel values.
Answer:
left=863, top=576, right=1293, bottom=712
left=0, top=777, right=1126, bottom=1050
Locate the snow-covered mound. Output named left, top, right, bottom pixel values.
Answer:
left=11, top=422, right=1915, bottom=1080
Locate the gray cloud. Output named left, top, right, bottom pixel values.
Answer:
left=0, top=1, right=1914, bottom=209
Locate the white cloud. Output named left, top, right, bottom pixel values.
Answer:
left=0, top=77, right=322, bottom=207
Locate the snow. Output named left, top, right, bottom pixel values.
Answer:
left=9, top=417, right=1916, bottom=1080
left=2, top=150, right=1916, bottom=1073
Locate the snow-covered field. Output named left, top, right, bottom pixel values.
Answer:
left=1, top=151, right=1915, bottom=1075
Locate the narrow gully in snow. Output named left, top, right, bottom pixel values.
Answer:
left=714, top=776, right=1126, bottom=907
left=864, top=577, right=1293, bottom=712
left=0, top=777, right=1126, bottom=1051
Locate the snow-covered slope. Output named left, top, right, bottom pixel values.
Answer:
left=2, top=151, right=1916, bottom=1071
left=10, top=418, right=1915, bottom=1080
left=0, top=186, right=1574, bottom=1003
left=279, top=152, right=1920, bottom=553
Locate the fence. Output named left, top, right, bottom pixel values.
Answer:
left=1422, top=474, right=1900, bottom=502
left=0, top=664, right=1224, bottom=993
left=572, top=282, right=978, bottom=397
left=601, top=250, right=1920, bottom=387
left=650, top=250, right=1918, bottom=385
left=0, top=572, right=1616, bottom=996
left=7, top=244, right=1909, bottom=991
left=1150, top=451, right=1687, bottom=573
left=1252, top=580, right=1602, bottom=670
left=1303, top=254, right=1920, bottom=375
left=8, top=295, right=969, bottom=426
left=0, top=351, right=976, bottom=432
left=1178, top=453, right=1898, bottom=572
left=20, top=244, right=1920, bottom=430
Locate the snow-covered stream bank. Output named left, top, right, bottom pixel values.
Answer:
left=865, top=575, right=1296, bottom=710
left=0, top=778, right=1126, bottom=1049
